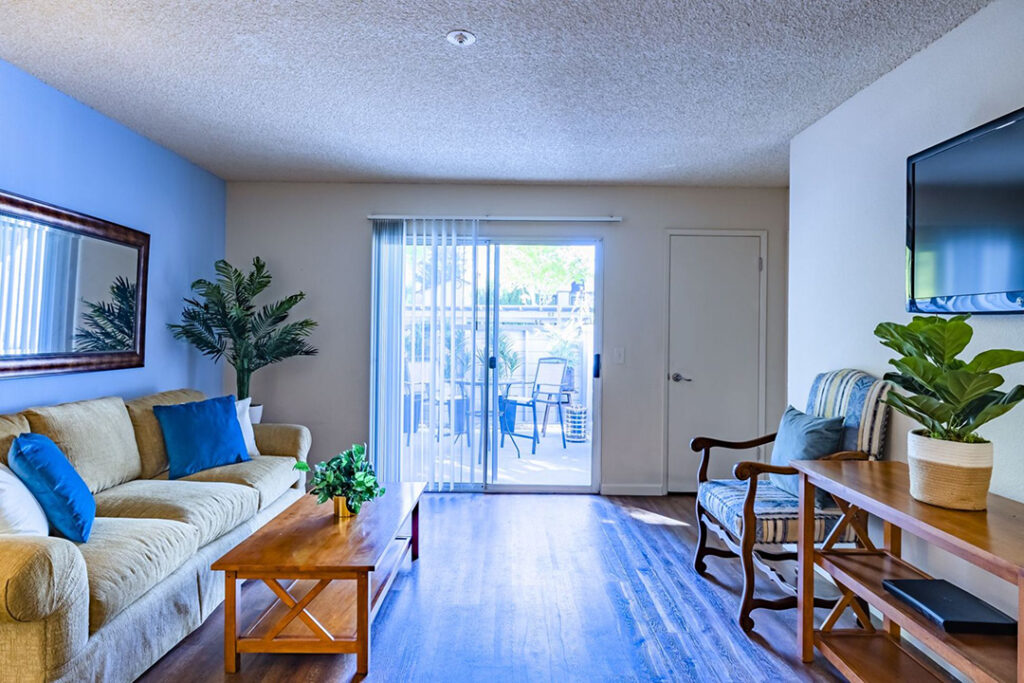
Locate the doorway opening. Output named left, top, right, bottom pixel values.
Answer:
left=370, top=219, right=602, bottom=492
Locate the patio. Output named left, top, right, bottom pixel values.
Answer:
left=402, top=418, right=593, bottom=488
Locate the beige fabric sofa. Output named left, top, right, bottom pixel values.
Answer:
left=0, top=389, right=311, bottom=683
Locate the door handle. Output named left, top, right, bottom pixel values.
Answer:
left=670, top=373, right=692, bottom=383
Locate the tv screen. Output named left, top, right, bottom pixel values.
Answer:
left=908, top=106, right=1024, bottom=313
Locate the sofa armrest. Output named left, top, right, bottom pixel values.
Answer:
left=0, top=535, right=87, bottom=623
left=0, top=532, right=87, bottom=626
left=252, top=423, right=311, bottom=462
left=253, top=424, right=311, bottom=488
left=0, top=535, right=90, bottom=680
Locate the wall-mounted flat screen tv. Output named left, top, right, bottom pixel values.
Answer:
left=908, top=106, right=1024, bottom=313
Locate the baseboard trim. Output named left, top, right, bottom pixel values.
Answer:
left=600, top=484, right=666, bottom=496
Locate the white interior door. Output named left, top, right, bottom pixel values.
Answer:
left=667, top=232, right=764, bottom=492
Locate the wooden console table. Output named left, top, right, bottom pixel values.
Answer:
left=793, top=461, right=1022, bottom=682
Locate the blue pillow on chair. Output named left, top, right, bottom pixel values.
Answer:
left=768, top=405, right=844, bottom=506
left=154, top=395, right=251, bottom=479
left=8, top=433, right=96, bottom=542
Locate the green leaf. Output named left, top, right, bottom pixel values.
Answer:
left=966, top=349, right=1024, bottom=373
left=967, top=384, right=1024, bottom=430
left=899, top=394, right=956, bottom=423
left=884, top=392, right=943, bottom=434
left=969, top=400, right=1024, bottom=431
left=874, top=322, right=926, bottom=358
left=946, top=370, right=1004, bottom=407
left=918, top=318, right=972, bottom=366
left=887, top=357, right=944, bottom=398
left=293, top=461, right=310, bottom=472
left=882, top=371, right=929, bottom=396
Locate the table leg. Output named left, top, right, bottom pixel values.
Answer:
left=224, top=570, right=240, bottom=673
left=411, top=499, right=420, bottom=561
left=1018, top=572, right=1023, bottom=681
left=798, top=473, right=815, bottom=663
left=357, top=572, right=371, bottom=674
left=884, top=522, right=902, bottom=637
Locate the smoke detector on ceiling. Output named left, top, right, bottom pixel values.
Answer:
left=446, top=30, right=476, bottom=46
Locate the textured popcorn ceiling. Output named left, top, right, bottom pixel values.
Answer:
left=0, top=1, right=990, bottom=185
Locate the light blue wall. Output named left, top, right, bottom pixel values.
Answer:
left=0, top=59, right=226, bottom=413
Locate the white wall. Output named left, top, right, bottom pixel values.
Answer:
left=227, top=183, right=788, bottom=493
left=790, top=0, right=1024, bottom=612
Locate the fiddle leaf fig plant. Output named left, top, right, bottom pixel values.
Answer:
left=874, top=314, right=1024, bottom=443
left=294, top=444, right=384, bottom=514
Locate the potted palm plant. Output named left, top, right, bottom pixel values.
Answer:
left=875, top=315, right=1024, bottom=510
left=168, top=257, right=317, bottom=421
left=294, top=444, right=385, bottom=518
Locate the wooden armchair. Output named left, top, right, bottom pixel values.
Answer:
left=690, top=369, right=891, bottom=631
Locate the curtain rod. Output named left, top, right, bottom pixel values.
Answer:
left=367, top=214, right=622, bottom=223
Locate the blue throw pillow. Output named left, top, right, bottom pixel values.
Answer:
left=154, top=395, right=250, bottom=479
left=768, top=406, right=844, bottom=506
left=8, top=433, right=96, bottom=542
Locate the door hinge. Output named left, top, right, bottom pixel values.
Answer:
left=758, top=256, right=763, bottom=272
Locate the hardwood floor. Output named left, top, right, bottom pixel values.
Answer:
left=140, top=494, right=841, bottom=682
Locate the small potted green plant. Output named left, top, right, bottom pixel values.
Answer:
left=294, top=444, right=385, bottom=518
left=875, top=314, right=1024, bottom=510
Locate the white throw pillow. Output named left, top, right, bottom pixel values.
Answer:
left=235, top=397, right=261, bottom=458
left=0, top=463, right=49, bottom=536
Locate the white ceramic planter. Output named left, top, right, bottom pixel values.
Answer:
left=907, top=430, right=993, bottom=510
left=249, top=403, right=264, bottom=424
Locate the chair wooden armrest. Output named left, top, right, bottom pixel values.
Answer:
left=821, top=450, right=870, bottom=461
left=690, top=433, right=777, bottom=484
left=733, top=460, right=797, bottom=480
left=733, top=452, right=869, bottom=481
left=690, top=433, right=777, bottom=452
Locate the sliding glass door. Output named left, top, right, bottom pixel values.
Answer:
left=370, top=221, right=600, bottom=492
left=485, top=243, right=599, bottom=490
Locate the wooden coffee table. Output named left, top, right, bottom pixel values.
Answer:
left=211, top=482, right=424, bottom=675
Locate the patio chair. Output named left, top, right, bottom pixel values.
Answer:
left=690, top=369, right=891, bottom=631
left=502, top=357, right=569, bottom=456
left=403, top=361, right=431, bottom=445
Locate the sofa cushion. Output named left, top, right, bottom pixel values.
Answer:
left=0, top=412, right=30, bottom=466
left=156, top=455, right=299, bottom=510
left=0, top=463, right=48, bottom=535
left=154, top=395, right=251, bottom=479
left=125, top=389, right=206, bottom=479
left=77, top=517, right=199, bottom=632
left=94, top=479, right=258, bottom=546
left=23, top=396, right=142, bottom=493
left=8, top=433, right=96, bottom=542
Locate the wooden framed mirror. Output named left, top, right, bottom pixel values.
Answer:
left=0, top=190, right=149, bottom=378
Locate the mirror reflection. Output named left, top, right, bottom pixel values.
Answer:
left=0, top=213, right=140, bottom=356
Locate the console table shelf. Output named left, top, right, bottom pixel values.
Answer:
left=793, top=461, right=1023, bottom=683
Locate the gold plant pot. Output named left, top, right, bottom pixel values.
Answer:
left=333, top=496, right=356, bottom=518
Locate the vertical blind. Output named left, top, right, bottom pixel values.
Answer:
left=369, top=218, right=483, bottom=490
left=0, top=214, right=79, bottom=355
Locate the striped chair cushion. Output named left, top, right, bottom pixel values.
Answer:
left=805, top=369, right=891, bottom=458
left=697, top=479, right=856, bottom=544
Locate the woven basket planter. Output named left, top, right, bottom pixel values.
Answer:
left=907, top=430, right=992, bottom=511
